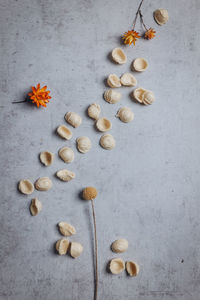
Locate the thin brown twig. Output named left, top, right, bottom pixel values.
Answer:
left=139, top=10, right=148, bottom=31
left=91, top=199, right=98, bottom=300
left=12, top=100, right=27, bottom=104
left=133, top=0, right=145, bottom=29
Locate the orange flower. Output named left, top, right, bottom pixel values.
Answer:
left=144, top=28, right=156, bottom=40
left=122, top=30, right=141, bottom=46
left=28, top=83, right=51, bottom=108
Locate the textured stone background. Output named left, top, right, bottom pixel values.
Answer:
left=0, top=0, right=200, bottom=299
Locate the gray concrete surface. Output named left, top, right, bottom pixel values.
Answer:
left=0, top=0, right=200, bottom=299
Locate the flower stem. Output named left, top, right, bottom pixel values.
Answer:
left=91, top=200, right=98, bottom=300
left=12, top=100, right=27, bottom=104
left=139, top=10, right=148, bottom=31
left=133, top=0, right=145, bottom=30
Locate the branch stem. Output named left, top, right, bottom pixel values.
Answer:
left=133, top=0, right=145, bottom=29
left=91, top=200, right=98, bottom=300
left=139, top=10, right=148, bottom=30
left=12, top=100, right=27, bottom=104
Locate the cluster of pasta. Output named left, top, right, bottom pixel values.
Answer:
left=17, top=46, right=157, bottom=296
left=108, top=238, right=139, bottom=277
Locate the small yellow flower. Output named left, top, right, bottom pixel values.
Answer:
left=122, top=30, right=141, bottom=46
left=144, top=28, right=156, bottom=40
left=28, top=83, right=51, bottom=108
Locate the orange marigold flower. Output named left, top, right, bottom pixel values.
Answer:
left=122, top=30, right=141, bottom=46
left=144, top=28, right=156, bottom=40
left=28, top=83, right=51, bottom=108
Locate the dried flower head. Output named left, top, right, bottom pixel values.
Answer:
left=122, top=30, right=141, bottom=46
left=82, top=186, right=98, bottom=200
left=28, top=83, right=51, bottom=107
left=144, top=28, right=156, bottom=40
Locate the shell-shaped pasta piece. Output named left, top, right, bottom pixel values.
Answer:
left=40, top=151, right=54, bottom=166
left=70, top=242, right=83, bottom=258
left=111, top=239, right=128, bottom=253
left=120, top=73, right=137, bottom=87
left=142, top=91, right=155, bottom=105
left=76, top=136, right=91, bottom=153
left=96, top=117, right=112, bottom=132
left=154, top=9, right=169, bottom=25
left=126, top=261, right=140, bottom=277
left=18, top=179, right=34, bottom=195
left=35, top=177, right=52, bottom=191
left=30, top=198, right=42, bottom=216
left=65, top=112, right=82, bottom=128
left=57, top=125, right=72, bottom=140
left=133, top=58, right=148, bottom=72
left=56, top=169, right=75, bottom=182
left=100, top=134, right=115, bottom=150
left=58, top=147, right=74, bottom=163
left=58, top=222, right=76, bottom=236
left=132, top=88, right=146, bottom=103
left=109, top=258, right=125, bottom=274
left=104, top=89, right=121, bottom=104
left=111, top=48, right=127, bottom=64
left=88, top=103, right=101, bottom=120
left=107, top=74, right=121, bottom=88
left=116, top=107, right=134, bottom=123
left=56, top=238, right=70, bottom=255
